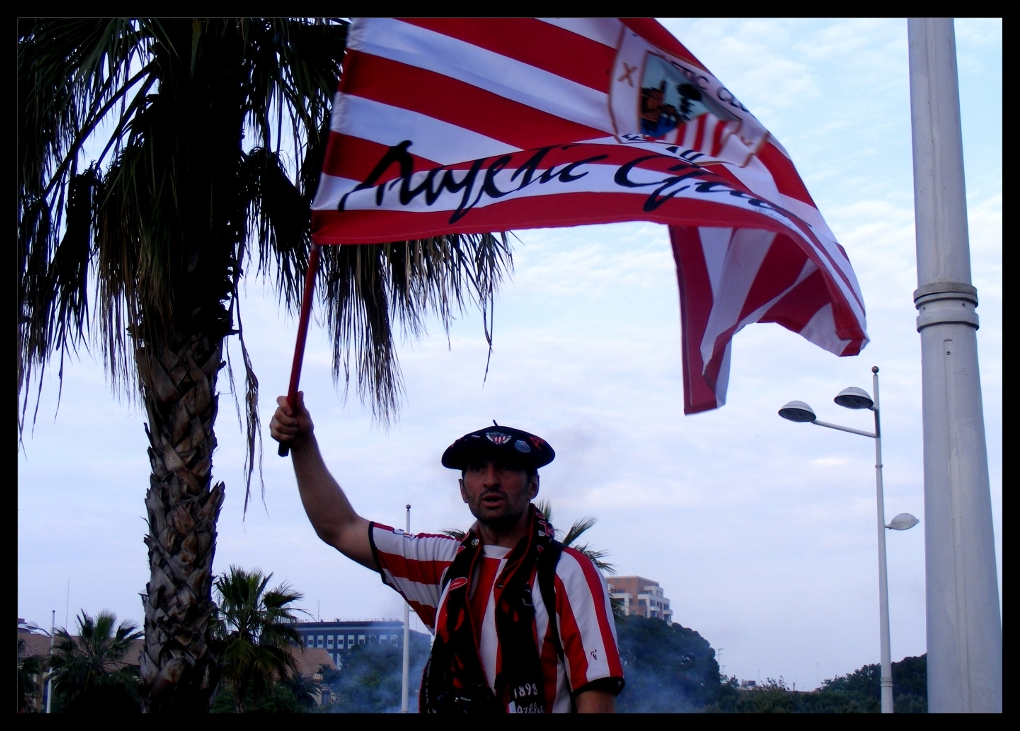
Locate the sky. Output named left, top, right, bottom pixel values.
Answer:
left=18, top=18, right=1001, bottom=692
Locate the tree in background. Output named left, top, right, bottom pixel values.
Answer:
left=534, top=499, right=615, bottom=574
left=615, top=615, right=725, bottom=712
left=18, top=638, right=45, bottom=713
left=47, top=610, right=143, bottom=713
left=212, top=566, right=304, bottom=713
left=704, top=655, right=928, bottom=713
left=812, top=654, right=927, bottom=714
left=19, top=18, right=512, bottom=712
left=282, top=671, right=320, bottom=711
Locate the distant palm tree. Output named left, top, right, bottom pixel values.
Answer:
left=212, top=566, right=304, bottom=713
left=284, top=671, right=321, bottom=711
left=534, top=499, right=616, bottom=574
left=18, top=638, right=45, bottom=713
left=19, top=18, right=512, bottom=712
left=47, top=611, right=143, bottom=711
left=442, top=499, right=615, bottom=574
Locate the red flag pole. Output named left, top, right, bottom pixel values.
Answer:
left=279, top=243, right=322, bottom=457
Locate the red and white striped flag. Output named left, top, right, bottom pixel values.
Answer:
left=312, top=18, right=869, bottom=414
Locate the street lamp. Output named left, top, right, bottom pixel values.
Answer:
left=401, top=504, right=411, bottom=714
left=779, top=366, right=918, bottom=714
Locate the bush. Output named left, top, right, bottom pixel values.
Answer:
left=210, top=683, right=305, bottom=713
left=615, top=616, right=726, bottom=712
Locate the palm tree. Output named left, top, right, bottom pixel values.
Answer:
left=212, top=566, right=304, bottom=713
left=19, top=19, right=512, bottom=712
left=18, top=638, right=45, bottom=712
left=284, top=671, right=321, bottom=711
left=531, top=501, right=628, bottom=618
left=534, top=499, right=616, bottom=574
left=48, top=610, right=143, bottom=712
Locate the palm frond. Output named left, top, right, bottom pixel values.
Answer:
left=19, top=16, right=517, bottom=524
left=571, top=542, right=616, bottom=575
left=18, top=19, right=164, bottom=430
left=562, top=515, right=597, bottom=547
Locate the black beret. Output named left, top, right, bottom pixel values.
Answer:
left=441, top=425, right=555, bottom=471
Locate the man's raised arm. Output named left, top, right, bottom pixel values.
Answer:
left=270, top=392, right=376, bottom=569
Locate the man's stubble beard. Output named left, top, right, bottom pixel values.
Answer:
left=473, top=499, right=530, bottom=533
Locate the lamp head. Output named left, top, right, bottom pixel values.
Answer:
left=834, top=387, right=874, bottom=410
left=886, top=513, right=919, bottom=531
left=778, top=401, right=816, bottom=423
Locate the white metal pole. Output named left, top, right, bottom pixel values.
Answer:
left=907, top=17, right=1002, bottom=713
left=872, top=368, right=893, bottom=713
left=45, top=609, right=55, bottom=713
left=400, top=504, right=411, bottom=713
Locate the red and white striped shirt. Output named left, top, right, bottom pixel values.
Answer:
left=369, top=522, right=624, bottom=711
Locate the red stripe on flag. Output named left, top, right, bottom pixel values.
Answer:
left=341, top=51, right=606, bottom=149
left=671, top=226, right=721, bottom=414
left=711, top=119, right=730, bottom=158
left=693, top=116, right=707, bottom=153
left=737, top=236, right=810, bottom=322
left=757, top=141, right=816, bottom=206
left=315, top=165, right=867, bottom=348
left=321, top=132, right=439, bottom=184
left=760, top=267, right=830, bottom=333
left=313, top=190, right=820, bottom=246
left=399, top=18, right=616, bottom=92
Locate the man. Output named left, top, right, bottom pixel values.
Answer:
left=270, top=392, right=624, bottom=713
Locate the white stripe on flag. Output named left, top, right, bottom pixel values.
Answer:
left=350, top=18, right=614, bottom=134
left=331, top=94, right=519, bottom=164
left=699, top=229, right=777, bottom=366
left=312, top=174, right=360, bottom=211
left=798, top=303, right=855, bottom=356
left=697, top=227, right=733, bottom=298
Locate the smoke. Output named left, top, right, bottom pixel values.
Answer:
left=614, top=616, right=724, bottom=713
left=323, top=631, right=431, bottom=713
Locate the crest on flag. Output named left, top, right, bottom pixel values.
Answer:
left=608, top=27, right=766, bottom=164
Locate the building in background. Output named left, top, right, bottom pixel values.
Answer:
left=607, top=576, right=673, bottom=624
left=286, top=645, right=336, bottom=707
left=18, top=618, right=51, bottom=712
left=293, top=619, right=409, bottom=667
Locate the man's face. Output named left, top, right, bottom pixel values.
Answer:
left=459, top=459, right=539, bottom=529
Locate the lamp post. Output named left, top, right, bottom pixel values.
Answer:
left=46, top=609, right=54, bottom=713
left=400, top=504, right=411, bottom=713
left=779, top=366, right=918, bottom=713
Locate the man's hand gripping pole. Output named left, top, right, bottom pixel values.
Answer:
left=279, top=243, right=322, bottom=457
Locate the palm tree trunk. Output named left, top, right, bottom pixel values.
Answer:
left=139, top=330, right=225, bottom=713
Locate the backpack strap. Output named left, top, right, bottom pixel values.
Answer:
left=536, top=540, right=565, bottom=663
